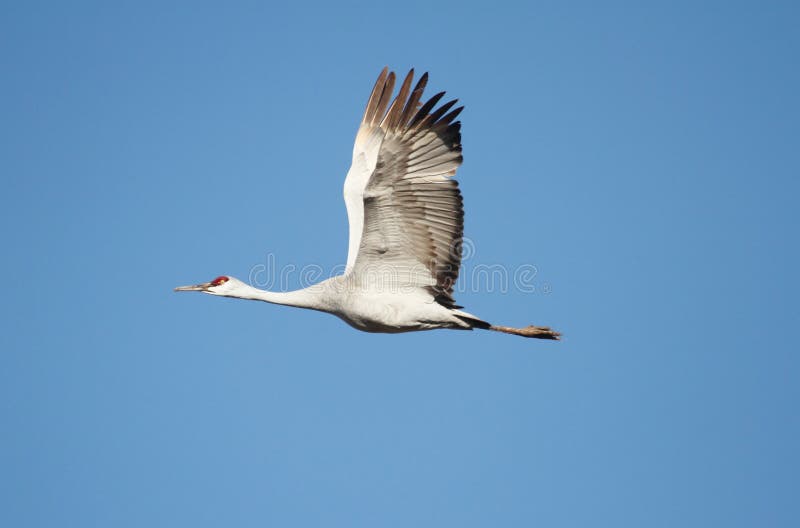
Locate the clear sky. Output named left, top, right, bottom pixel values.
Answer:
left=2, top=1, right=798, bottom=527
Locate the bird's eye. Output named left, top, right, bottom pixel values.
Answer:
left=211, top=276, right=229, bottom=286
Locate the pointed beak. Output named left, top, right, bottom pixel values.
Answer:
left=174, top=282, right=212, bottom=292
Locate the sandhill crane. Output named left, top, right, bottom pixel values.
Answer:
left=175, top=68, right=560, bottom=339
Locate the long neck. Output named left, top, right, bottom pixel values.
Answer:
left=228, top=283, right=327, bottom=312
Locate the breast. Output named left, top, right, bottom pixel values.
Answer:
left=334, top=293, right=405, bottom=333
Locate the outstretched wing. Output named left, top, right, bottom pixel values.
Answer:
left=343, top=68, right=465, bottom=307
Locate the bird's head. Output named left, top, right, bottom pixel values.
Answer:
left=174, top=275, right=245, bottom=296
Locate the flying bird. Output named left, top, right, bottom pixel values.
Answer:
left=176, top=68, right=560, bottom=339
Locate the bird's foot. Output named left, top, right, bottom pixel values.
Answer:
left=490, top=324, right=561, bottom=340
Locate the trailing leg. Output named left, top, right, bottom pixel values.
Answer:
left=489, top=324, right=561, bottom=339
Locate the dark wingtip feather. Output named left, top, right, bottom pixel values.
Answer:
left=441, top=106, right=464, bottom=125
left=409, top=91, right=446, bottom=129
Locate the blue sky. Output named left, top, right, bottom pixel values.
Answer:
left=2, top=1, right=798, bottom=526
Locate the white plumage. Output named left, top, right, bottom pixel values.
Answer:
left=176, top=68, right=560, bottom=340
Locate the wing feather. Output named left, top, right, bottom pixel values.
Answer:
left=343, top=68, right=466, bottom=307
